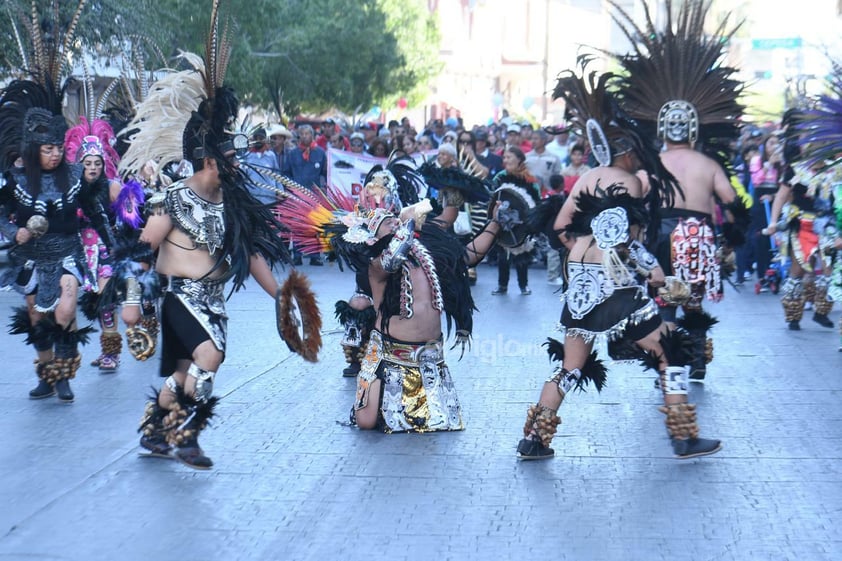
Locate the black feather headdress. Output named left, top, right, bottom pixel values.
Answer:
left=0, top=79, right=66, bottom=169
left=0, top=1, right=88, bottom=169
left=418, top=161, right=491, bottom=204
left=551, top=56, right=680, bottom=225
left=607, top=0, right=744, bottom=174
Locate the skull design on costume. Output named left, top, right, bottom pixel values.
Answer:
left=360, top=170, right=401, bottom=213
left=658, top=100, right=699, bottom=144
left=342, top=320, right=363, bottom=347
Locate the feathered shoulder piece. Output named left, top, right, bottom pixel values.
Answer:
left=418, top=161, right=490, bottom=203
left=790, top=62, right=842, bottom=172
left=607, top=0, right=744, bottom=153
left=565, top=181, right=649, bottom=238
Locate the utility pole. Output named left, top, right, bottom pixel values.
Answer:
left=542, top=0, right=550, bottom=121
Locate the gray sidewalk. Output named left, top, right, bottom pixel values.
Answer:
left=0, top=263, right=840, bottom=561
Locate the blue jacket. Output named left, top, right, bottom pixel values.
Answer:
left=281, top=145, right=327, bottom=189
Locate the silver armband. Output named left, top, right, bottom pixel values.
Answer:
left=380, top=219, right=415, bottom=273
left=124, top=276, right=142, bottom=306
left=628, top=240, right=659, bottom=272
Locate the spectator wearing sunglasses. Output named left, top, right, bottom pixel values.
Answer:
left=242, top=128, right=283, bottom=205
left=417, top=135, right=436, bottom=151
left=349, top=132, right=366, bottom=154
left=474, top=129, right=503, bottom=177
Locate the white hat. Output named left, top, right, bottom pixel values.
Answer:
left=267, top=124, right=292, bottom=138
left=350, top=132, right=365, bottom=142
left=443, top=130, right=458, bottom=142
left=507, top=123, right=521, bottom=134
left=437, top=142, right=457, bottom=157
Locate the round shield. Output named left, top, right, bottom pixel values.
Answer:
left=276, top=271, right=323, bottom=363
left=488, top=182, right=540, bottom=249
left=125, top=326, right=156, bottom=361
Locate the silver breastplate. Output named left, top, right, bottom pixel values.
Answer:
left=166, top=183, right=226, bottom=254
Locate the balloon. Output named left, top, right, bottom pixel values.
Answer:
left=370, top=106, right=381, bottom=118
left=492, top=93, right=504, bottom=107
left=522, top=96, right=534, bottom=110
left=397, top=97, right=408, bottom=109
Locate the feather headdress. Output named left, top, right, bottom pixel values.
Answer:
left=102, top=36, right=168, bottom=157
left=64, top=56, right=121, bottom=180
left=418, top=160, right=490, bottom=204
left=789, top=62, right=842, bottom=172
left=119, top=0, right=291, bottom=290
left=117, top=52, right=208, bottom=181
left=0, top=1, right=88, bottom=168
left=552, top=60, right=630, bottom=166
left=360, top=154, right=424, bottom=212
left=7, top=0, right=87, bottom=93
left=552, top=56, right=681, bottom=213
left=276, top=182, right=357, bottom=257
left=118, top=0, right=236, bottom=181
left=607, top=0, right=744, bottom=170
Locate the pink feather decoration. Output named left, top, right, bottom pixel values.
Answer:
left=64, top=117, right=121, bottom=180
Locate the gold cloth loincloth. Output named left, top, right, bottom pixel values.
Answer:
left=354, top=330, right=464, bottom=433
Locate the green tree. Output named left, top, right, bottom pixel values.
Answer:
left=244, top=0, right=441, bottom=117
left=376, top=0, right=441, bottom=109
left=0, top=0, right=441, bottom=119
left=0, top=0, right=164, bottom=73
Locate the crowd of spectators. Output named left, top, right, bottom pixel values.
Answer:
left=242, top=114, right=598, bottom=275
left=243, top=113, right=798, bottom=296
left=247, top=115, right=591, bottom=190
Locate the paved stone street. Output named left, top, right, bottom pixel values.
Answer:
left=1, top=262, right=840, bottom=561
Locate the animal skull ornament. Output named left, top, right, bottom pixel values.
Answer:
left=658, top=100, right=699, bottom=144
